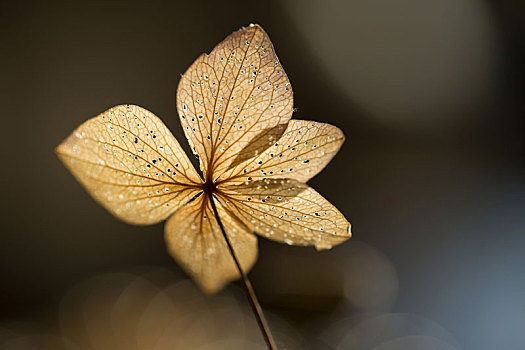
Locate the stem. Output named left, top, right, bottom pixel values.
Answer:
left=209, top=194, right=277, bottom=350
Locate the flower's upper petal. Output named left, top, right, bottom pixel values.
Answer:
left=218, top=120, right=345, bottom=184
left=218, top=178, right=351, bottom=250
left=177, top=24, right=293, bottom=181
left=56, top=104, right=202, bottom=225
left=164, top=193, right=258, bottom=294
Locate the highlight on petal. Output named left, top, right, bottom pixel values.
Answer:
left=217, top=178, right=351, bottom=250
left=219, top=120, right=345, bottom=184
left=56, top=104, right=202, bottom=225
left=177, top=24, right=293, bottom=180
left=164, top=193, right=258, bottom=294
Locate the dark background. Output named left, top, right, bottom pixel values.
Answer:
left=1, top=0, right=524, bottom=349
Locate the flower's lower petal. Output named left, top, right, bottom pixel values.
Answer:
left=164, top=193, right=258, bottom=294
left=218, top=178, right=351, bottom=250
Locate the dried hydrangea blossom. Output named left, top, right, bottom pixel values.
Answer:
left=56, top=24, right=351, bottom=294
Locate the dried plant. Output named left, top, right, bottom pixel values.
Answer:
left=56, top=24, right=351, bottom=348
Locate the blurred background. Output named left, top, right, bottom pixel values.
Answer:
left=1, top=0, right=524, bottom=349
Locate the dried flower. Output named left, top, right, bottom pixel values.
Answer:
left=56, top=24, right=351, bottom=293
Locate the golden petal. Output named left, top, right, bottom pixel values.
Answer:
left=164, top=193, right=258, bottom=293
left=219, top=120, right=345, bottom=184
left=56, top=104, right=202, bottom=225
left=177, top=24, right=293, bottom=181
left=218, top=178, right=351, bottom=250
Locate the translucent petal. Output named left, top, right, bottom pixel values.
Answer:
left=218, top=120, right=345, bottom=184
left=217, top=178, right=351, bottom=250
left=56, top=104, right=202, bottom=225
left=177, top=24, right=293, bottom=181
left=164, top=193, right=258, bottom=294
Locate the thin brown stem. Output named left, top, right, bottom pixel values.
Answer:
left=209, top=194, right=277, bottom=350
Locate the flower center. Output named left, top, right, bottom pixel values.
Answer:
left=202, top=180, right=216, bottom=195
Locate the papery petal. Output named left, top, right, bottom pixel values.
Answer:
left=218, top=178, right=351, bottom=250
left=56, top=104, right=202, bottom=225
left=219, top=120, right=344, bottom=184
left=177, top=24, right=293, bottom=181
left=164, top=193, right=258, bottom=293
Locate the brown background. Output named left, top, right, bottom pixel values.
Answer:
left=1, top=0, right=524, bottom=349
